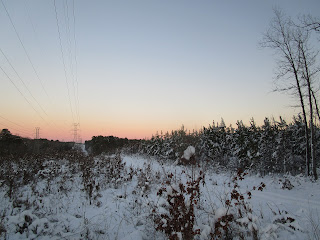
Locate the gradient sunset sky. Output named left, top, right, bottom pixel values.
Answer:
left=1, top=0, right=319, bottom=141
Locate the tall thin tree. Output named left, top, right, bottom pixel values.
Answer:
left=261, top=9, right=311, bottom=175
left=296, top=29, right=319, bottom=180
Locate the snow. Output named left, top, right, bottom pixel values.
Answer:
left=200, top=224, right=211, bottom=240
left=215, top=207, right=228, bottom=220
left=0, top=153, right=319, bottom=239
left=182, top=146, right=195, bottom=160
left=120, top=230, right=145, bottom=240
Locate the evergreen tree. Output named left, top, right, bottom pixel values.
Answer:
left=259, top=118, right=277, bottom=175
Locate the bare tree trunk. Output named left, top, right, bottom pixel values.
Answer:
left=299, top=39, right=317, bottom=180
left=288, top=35, right=310, bottom=176
left=307, top=85, right=317, bottom=181
left=311, top=89, right=320, bottom=123
left=293, top=68, right=310, bottom=176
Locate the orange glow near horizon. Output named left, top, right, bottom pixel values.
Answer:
left=1, top=111, right=299, bottom=143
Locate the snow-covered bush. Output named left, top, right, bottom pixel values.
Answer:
left=136, top=162, right=160, bottom=196
left=79, top=154, right=97, bottom=204
left=279, top=178, right=294, bottom=190
left=7, top=210, right=50, bottom=238
left=152, top=170, right=205, bottom=240
left=203, top=169, right=266, bottom=240
left=264, top=208, right=303, bottom=238
left=139, top=126, right=199, bottom=162
left=96, top=153, right=127, bottom=189
left=182, top=146, right=196, bottom=161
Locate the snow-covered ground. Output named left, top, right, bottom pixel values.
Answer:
left=0, top=152, right=319, bottom=239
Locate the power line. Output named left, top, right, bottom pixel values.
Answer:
left=24, top=0, right=38, bottom=39
left=72, top=0, right=81, bottom=125
left=0, top=64, right=49, bottom=124
left=0, top=0, right=50, bottom=99
left=64, top=0, right=79, bottom=124
left=0, top=115, right=33, bottom=136
left=0, top=115, right=25, bottom=129
left=0, top=115, right=33, bottom=133
left=54, top=0, right=82, bottom=143
left=54, top=0, right=75, bottom=124
left=1, top=1, right=74, bottom=140
left=0, top=47, right=49, bottom=117
left=63, top=0, right=81, bottom=126
left=0, top=122, right=33, bottom=138
left=0, top=50, right=68, bottom=137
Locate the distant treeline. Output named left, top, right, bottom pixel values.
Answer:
left=84, top=135, right=127, bottom=155
left=85, top=135, right=140, bottom=155
left=123, top=116, right=319, bottom=176
left=0, top=129, right=74, bottom=156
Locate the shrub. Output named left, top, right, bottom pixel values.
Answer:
left=211, top=169, right=265, bottom=240
left=96, top=153, right=127, bottom=189
left=153, top=170, right=205, bottom=240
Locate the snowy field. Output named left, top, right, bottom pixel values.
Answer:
left=0, top=150, right=319, bottom=239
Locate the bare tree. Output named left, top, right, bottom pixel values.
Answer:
left=296, top=29, right=319, bottom=180
left=301, top=15, right=320, bottom=34
left=300, top=15, right=320, bottom=125
left=261, top=9, right=311, bottom=176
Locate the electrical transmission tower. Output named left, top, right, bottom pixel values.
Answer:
left=73, top=123, right=79, bottom=143
left=35, top=127, right=40, bottom=139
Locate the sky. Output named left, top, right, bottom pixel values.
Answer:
left=1, top=0, right=320, bottom=141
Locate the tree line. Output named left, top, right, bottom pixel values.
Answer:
left=133, top=116, right=319, bottom=179
left=0, top=129, right=73, bottom=157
